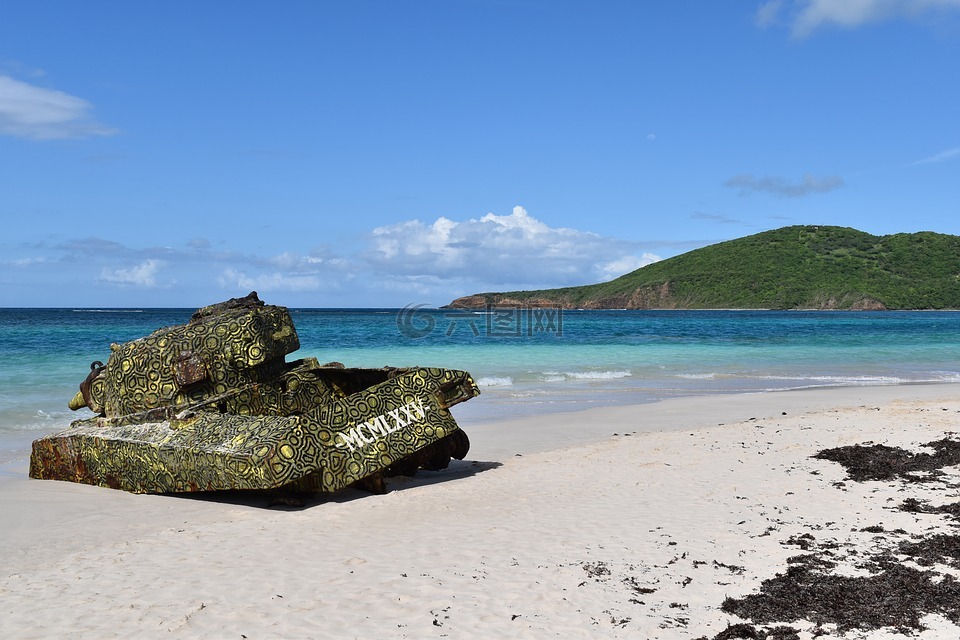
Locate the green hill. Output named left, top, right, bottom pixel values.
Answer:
left=446, top=226, right=960, bottom=310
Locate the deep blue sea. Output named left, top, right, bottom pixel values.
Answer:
left=2, top=306, right=959, bottom=463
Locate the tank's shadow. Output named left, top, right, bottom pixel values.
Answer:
left=168, top=458, right=503, bottom=510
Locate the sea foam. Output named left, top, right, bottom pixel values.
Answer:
left=476, top=376, right=514, bottom=387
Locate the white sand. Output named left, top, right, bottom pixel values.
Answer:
left=2, top=383, right=960, bottom=639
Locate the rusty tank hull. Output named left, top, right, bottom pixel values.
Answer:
left=29, top=293, right=479, bottom=494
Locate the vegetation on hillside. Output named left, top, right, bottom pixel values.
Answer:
left=447, top=226, right=960, bottom=310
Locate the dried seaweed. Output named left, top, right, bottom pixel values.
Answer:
left=720, top=554, right=960, bottom=633
left=709, top=623, right=763, bottom=639
left=898, top=534, right=960, bottom=569
left=764, top=627, right=802, bottom=640
left=783, top=533, right=816, bottom=550
left=813, top=438, right=960, bottom=483
left=582, top=561, right=611, bottom=579
left=695, top=623, right=801, bottom=640
left=699, top=437, right=960, bottom=639
left=900, top=497, right=960, bottom=521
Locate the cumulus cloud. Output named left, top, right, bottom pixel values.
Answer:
left=0, top=75, right=117, bottom=140
left=20, top=208, right=664, bottom=304
left=209, top=246, right=354, bottom=295
left=756, top=0, right=960, bottom=37
left=98, top=259, right=165, bottom=287
left=365, top=206, right=659, bottom=285
left=913, top=147, right=960, bottom=165
left=725, top=173, right=844, bottom=198
left=263, top=249, right=349, bottom=274
left=599, top=254, right=662, bottom=281
left=217, top=268, right=333, bottom=293
left=26, top=233, right=355, bottom=297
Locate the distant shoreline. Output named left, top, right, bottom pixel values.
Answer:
left=1, top=305, right=960, bottom=312
left=443, top=305, right=960, bottom=311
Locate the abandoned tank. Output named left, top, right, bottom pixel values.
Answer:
left=29, top=292, right=479, bottom=494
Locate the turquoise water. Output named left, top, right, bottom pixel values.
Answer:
left=2, top=307, right=959, bottom=463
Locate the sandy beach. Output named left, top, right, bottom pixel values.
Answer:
left=3, top=383, right=960, bottom=639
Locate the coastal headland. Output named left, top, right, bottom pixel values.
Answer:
left=446, top=226, right=960, bottom=311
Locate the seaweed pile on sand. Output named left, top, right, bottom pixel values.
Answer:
left=698, top=437, right=960, bottom=640
left=812, top=438, right=960, bottom=483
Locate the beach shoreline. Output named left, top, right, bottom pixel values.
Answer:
left=3, top=383, right=960, bottom=638
left=460, top=381, right=960, bottom=460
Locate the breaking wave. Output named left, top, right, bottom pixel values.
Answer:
left=542, top=370, right=633, bottom=381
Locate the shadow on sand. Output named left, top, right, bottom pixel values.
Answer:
left=166, top=458, right=503, bottom=510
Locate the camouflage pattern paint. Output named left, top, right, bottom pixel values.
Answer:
left=29, top=293, right=479, bottom=494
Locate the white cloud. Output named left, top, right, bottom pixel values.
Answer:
left=366, top=206, right=658, bottom=286
left=12, top=256, right=50, bottom=267
left=755, top=0, right=784, bottom=27
left=758, top=0, right=960, bottom=37
left=266, top=249, right=351, bottom=272
left=914, top=147, right=960, bottom=165
left=725, top=173, right=844, bottom=197
left=217, top=268, right=331, bottom=293
left=599, top=253, right=662, bottom=281
left=98, top=259, right=165, bottom=287
left=269, top=252, right=308, bottom=270
left=27, top=208, right=665, bottom=304
left=0, top=75, right=117, bottom=140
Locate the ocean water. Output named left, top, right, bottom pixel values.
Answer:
left=2, top=306, right=960, bottom=463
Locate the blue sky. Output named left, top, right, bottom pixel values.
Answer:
left=2, top=1, right=959, bottom=308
